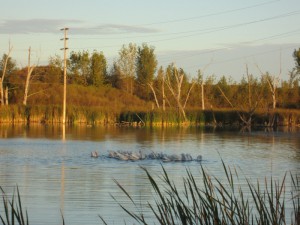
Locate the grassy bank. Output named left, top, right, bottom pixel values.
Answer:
left=0, top=105, right=300, bottom=128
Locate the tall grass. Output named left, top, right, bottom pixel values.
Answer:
left=1, top=105, right=300, bottom=127
left=103, top=161, right=300, bottom=225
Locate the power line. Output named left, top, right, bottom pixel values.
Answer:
left=69, top=10, right=300, bottom=46
left=69, top=0, right=281, bottom=34
left=157, top=28, right=300, bottom=63
left=140, top=0, right=281, bottom=26
left=185, top=45, right=296, bottom=71
left=241, top=28, right=300, bottom=44
left=146, top=10, right=300, bottom=44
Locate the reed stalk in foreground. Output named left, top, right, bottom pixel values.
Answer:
left=0, top=186, right=29, bottom=225
left=102, top=161, right=300, bottom=225
left=0, top=186, right=66, bottom=225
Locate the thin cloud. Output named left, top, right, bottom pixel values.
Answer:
left=0, top=19, right=81, bottom=34
left=0, top=19, right=160, bottom=35
left=71, top=24, right=160, bottom=35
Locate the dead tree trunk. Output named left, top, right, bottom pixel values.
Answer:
left=266, top=76, right=279, bottom=110
left=5, top=86, right=8, bottom=105
left=148, top=82, right=160, bottom=109
left=165, top=67, right=188, bottom=122
left=0, top=43, right=13, bottom=106
left=201, top=81, right=205, bottom=110
left=198, top=60, right=213, bottom=111
left=256, top=54, right=281, bottom=110
left=162, top=72, right=165, bottom=112
left=217, top=85, right=259, bottom=129
left=183, top=81, right=196, bottom=109
left=23, top=47, right=36, bottom=106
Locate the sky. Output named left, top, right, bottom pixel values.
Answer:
left=0, top=0, right=299, bottom=81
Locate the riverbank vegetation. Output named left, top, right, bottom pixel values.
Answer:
left=1, top=162, right=299, bottom=225
left=0, top=44, right=299, bottom=127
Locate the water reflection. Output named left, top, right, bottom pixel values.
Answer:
left=0, top=124, right=299, bottom=225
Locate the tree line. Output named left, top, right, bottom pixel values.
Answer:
left=0, top=43, right=299, bottom=125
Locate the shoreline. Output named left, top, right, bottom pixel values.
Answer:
left=0, top=105, right=300, bottom=128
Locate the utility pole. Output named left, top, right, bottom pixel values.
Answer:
left=162, top=72, right=165, bottom=112
left=60, top=28, right=69, bottom=124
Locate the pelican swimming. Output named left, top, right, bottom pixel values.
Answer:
left=91, top=151, right=99, bottom=158
left=114, top=151, right=129, bottom=161
left=196, top=155, right=202, bottom=161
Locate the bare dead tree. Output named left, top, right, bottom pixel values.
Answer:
left=165, top=66, right=195, bottom=122
left=246, top=65, right=251, bottom=108
left=0, top=43, right=13, bottom=106
left=183, top=80, right=196, bottom=109
left=217, top=85, right=256, bottom=128
left=217, top=65, right=263, bottom=129
left=146, top=72, right=172, bottom=111
left=198, top=58, right=213, bottom=110
left=23, top=47, right=37, bottom=106
left=257, top=69, right=280, bottom=127
left=157, top=67, right=167, bottom=111
left=5, top=87, right=8, bottom=105
left=266, top=74, right=280, bottom=109
left=162, top=70, right=165, bottom=112
left=148, top=82, right=160, bottom=109
left=256, top=53, right=282, bottom=110
left=165, top=67, right=185, bottom=121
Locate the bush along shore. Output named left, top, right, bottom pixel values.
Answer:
left=0, top=105, right=300, bottom=128
left=1, top=161, right=299, bottom=225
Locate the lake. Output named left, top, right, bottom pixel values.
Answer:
left=0, top=124, right=299, bottom=225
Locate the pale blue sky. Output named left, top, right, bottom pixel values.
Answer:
left=1, top=0, right=299, bottom=81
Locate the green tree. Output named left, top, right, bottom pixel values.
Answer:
left=216, top=75, right=231, bottom=107
left=136, top=44, right=157, bottom=100
left=117, top=43, right=137, bottom=94
left=203, top=74, right=216, bottom=108
left=0, top=54, right=16, bottom=76
left=47, top=54, right=63, bottom=83
left=107, top=62, right=123, bottom=89
left=69, top=50, right=90, bottom=85
left=289, top=48, right=300, bottom=85
left=237, top=72, right=260, bottom=109
left=285, top=48, right=300, bottom=108
left=293, top=48, right=300, bottom=73
left=89, top=51, right=107, bottom=87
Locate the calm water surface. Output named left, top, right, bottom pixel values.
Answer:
left=0, top=125, right=299, bottom=224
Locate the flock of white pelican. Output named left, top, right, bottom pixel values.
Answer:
left=91, top=150, right=202, bottom=162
